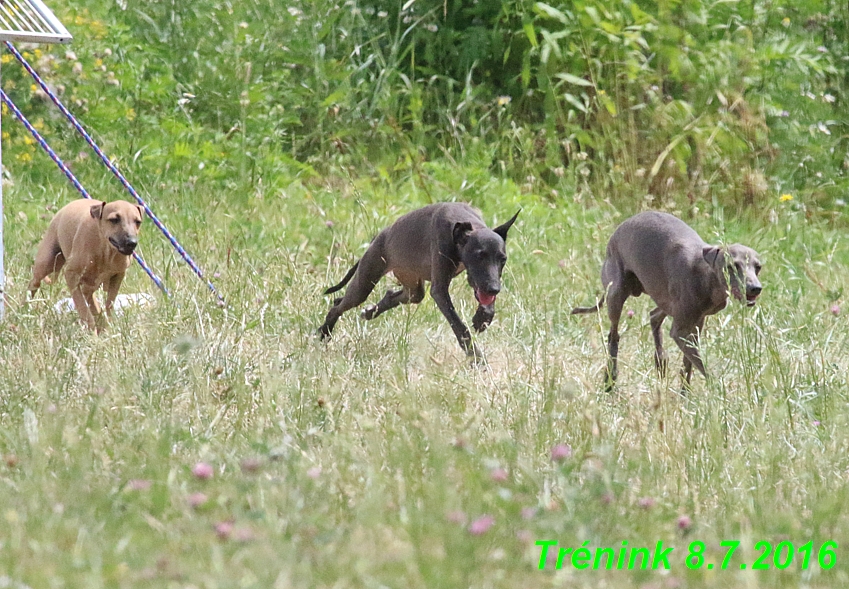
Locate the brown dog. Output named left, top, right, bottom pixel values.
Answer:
left=29, top=199, right=143, bottom=330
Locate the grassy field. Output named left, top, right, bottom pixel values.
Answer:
left=2, top=164, right=849, bottom=588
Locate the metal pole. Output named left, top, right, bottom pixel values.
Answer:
left=0, top=46, right=5, bottom=322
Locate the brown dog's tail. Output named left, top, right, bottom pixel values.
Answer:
left=323, top=260, right=360, bottom=295
left=571, top=294, right=606, bottom=315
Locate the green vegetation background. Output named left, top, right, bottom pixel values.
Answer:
left=1, top=0, right=848, bottom=587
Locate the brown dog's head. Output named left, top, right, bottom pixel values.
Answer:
left=91, top=200, right=144, bottom=256
left=703, top=244, right=763, bottom=306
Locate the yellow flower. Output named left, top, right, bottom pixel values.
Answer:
left=782, top=17, right=790, bottom=27
left=17, top=152, right=32, bottom=162
left=496, top=96, right=511, bottom=106
left=2, top=132, right=9, bottom=140
left=30, top=84, right=37, bottom=92
left=91, top=20, right=107, bottom=39
left=779, top=194, right=793, bottom=202
left=0, top=54, right=12, bottom=65
left=125, top=108, right=136, bottom=121
left=24, top=136, right=35, bottom=145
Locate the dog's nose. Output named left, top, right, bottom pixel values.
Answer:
left=747, top=285, right=762, bottom=296
left=124, top=239, right=138, bottom=251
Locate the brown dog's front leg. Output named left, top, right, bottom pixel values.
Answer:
left=84, top=285, right=105, bottom=333
left=64, top=270, right=96, bottom=330
left=73, top=290, right=95, bottom=330
left=430, top=281, right=482, bottom=361
left=104, top=273, right=125, bottom=318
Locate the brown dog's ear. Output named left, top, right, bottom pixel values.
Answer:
left=493, top=209, right=521, bottom=242
left=136, top=204, right=144, bottom=222
left=702, top=245, right=723, bottom=268
left=453, top=221, right=473, bottom=248
left=90, top=201, right=105, bottom=220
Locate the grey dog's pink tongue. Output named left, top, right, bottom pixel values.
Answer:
left=477, top=291, right=496, bottom=306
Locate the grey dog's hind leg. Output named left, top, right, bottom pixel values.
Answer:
left=362, top=281, right=425, bottom=320
left=649, top=307, right=669, bottom=377
left=603, top=285, right=629, bottom=390
left=318, top=247, right=387, bottom=339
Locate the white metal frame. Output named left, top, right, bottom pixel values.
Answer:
left=0, top=0, right=71, bottom=320
left=0, top=0, right=72, bottom=44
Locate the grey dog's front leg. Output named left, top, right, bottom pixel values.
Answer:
left=430, top=281, right=482, bottom=360
left=670, top=319, right=706, bottom=385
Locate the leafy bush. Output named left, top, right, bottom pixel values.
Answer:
left=1, top=0, right=847, bottom=212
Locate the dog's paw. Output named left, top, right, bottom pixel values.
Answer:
left=603, top=365, right=618, bottom=393
left=466, top=345, right=487, bottom=367
left=361, top=304, right=378, bottom=320
left=472, top=306, right=495, bottom=333
left=472, top=317, right=490, bottom=332
left=654, top=353, right=669, bottom=378
left=316, top=325, right=332, bottom=341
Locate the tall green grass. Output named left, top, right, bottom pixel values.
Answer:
left=2, top=166, right=849, bottom=586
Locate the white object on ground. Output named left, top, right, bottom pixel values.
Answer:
left=53, top=293, right=156, bottom=315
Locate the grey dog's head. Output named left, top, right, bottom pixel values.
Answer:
left=454, top=210, right=520, bottom=307
left=703, top=244, right=763, bottom=306
left=91, top=200, right=144, bottom=256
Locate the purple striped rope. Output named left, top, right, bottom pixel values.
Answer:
left=5, top=41, right=224, bottom=304
left=1, top=89, right=169, bottom=295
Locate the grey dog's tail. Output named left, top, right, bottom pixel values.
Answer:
left=571, top=294, right=606, bottom=315
left=323, top=260, right=360, bottom=295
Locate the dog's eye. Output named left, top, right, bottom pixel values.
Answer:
left=109, top=217, right=120, bottom=224
left=754, top=264, right=762, bottom=274
left=135, top=220, right=142, bottom=227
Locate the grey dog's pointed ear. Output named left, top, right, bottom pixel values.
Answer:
left=702, top=245, right=723, bottom=267
left=90, top=201, right=105, bottom=220
left=493, top=209, right=521, bottom=242
left=453, top=221, right=473, bottom=248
